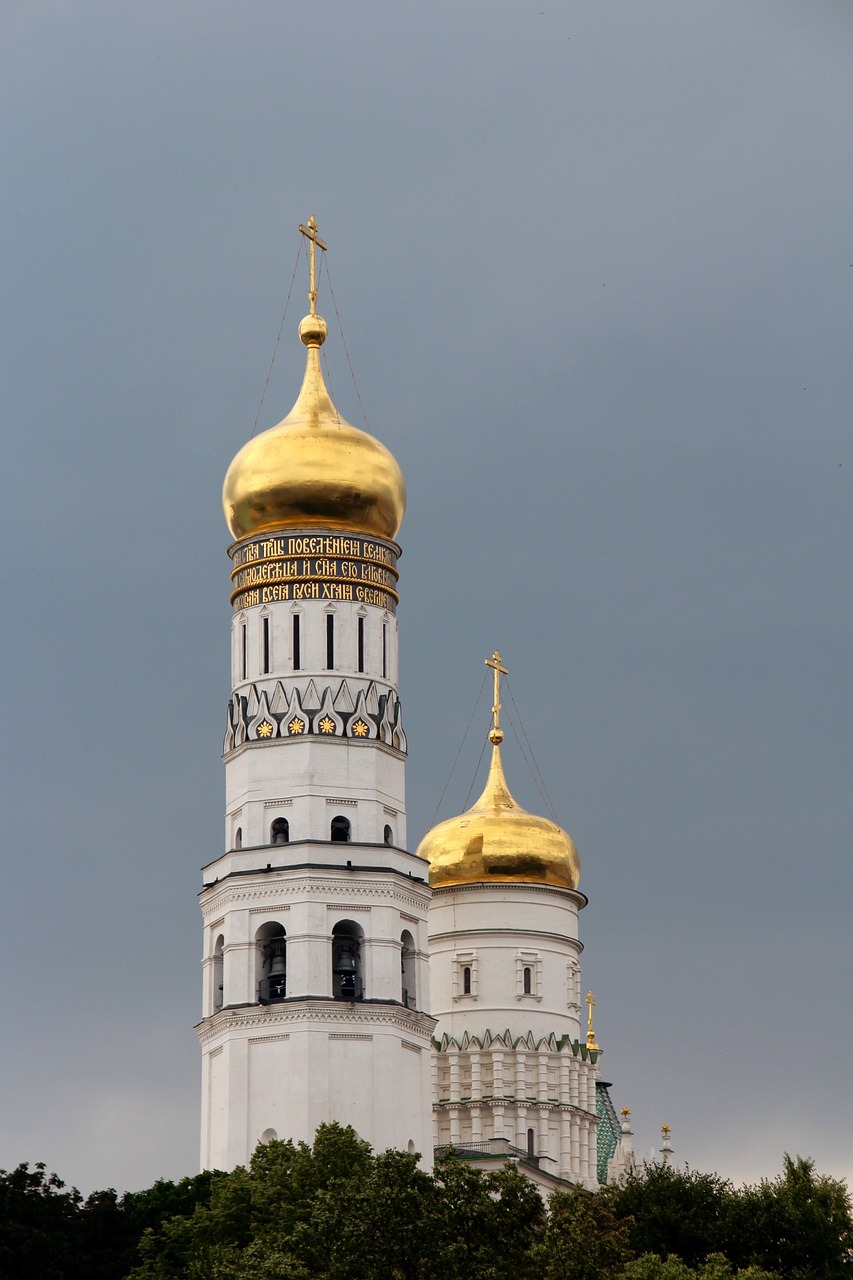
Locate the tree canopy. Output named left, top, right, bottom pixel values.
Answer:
left=1, top=1134, right=850, bottom=1280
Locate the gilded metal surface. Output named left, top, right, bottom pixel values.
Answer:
left=229, top=575, right=400, bottom=609
left=586, top=990, right=599, bottom=1050
left=223, top=215, right=405, bottom=542
left=420, top=743, right=581, bottom=891
left=484, top=649, right=508, bottom=745
left=223, top=341, right=406, bottom=541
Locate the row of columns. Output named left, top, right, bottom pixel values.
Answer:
left=436, top=1045, right=598, bottom=1109
left=432, top=1044, right=599, bottom=1184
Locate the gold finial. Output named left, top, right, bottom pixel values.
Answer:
left=484, top=650, right=508, bottom=745
left=661, top=1124, right=671, bottom=1137
left=621, top=1107, right=631, bottom=1118
left=297, top=216, right=329, bottom=348
left=298, top=215, right=328, bottom=315
left=586, top=989, right=599, bottom=1050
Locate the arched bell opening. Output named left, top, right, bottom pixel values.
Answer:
left=270, top=817, right=290, bottom=846
left=383, top=824, right=393, bottom=846
left=400, top=930, right=416, bottom=1010
left=330, top=815, right=351, bottom=843
left=256, top=921, right=287, bottom=1004
left=332, top=920, right=364, bottom=1001
left=212, top=934, right=224, bottom=1014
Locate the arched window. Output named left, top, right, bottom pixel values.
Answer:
left=234, top=827, right=243, bottom=850
left=523, top=966, right=532, bottom=995
left=332, top=920, right=363, bottom=1000
left=383, top=824, right=393, bottom=846
left=463, top=966, right=472, bottom=996
left=271, top=817, right=290, bottom=845
left=330, top=815, right=351, bottom=843
left=527, top=1128, right=535, bottom=1157
left=212, top=935, right=224, bottom=1014
left=401, top=931, right=416, bottom=1009
left=256, top=922, right=287, bottom=1004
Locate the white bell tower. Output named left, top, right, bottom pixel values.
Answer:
left=420, top=652, right=602, bottom=1189
left=197, top=218, right=435, bottom=1171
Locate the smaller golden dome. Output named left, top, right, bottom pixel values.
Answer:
left=419, top=743, right=580, bottom=891
left=223, top=311, right=406, bottom=542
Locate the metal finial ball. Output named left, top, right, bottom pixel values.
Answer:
left=299, top=313, right=328, bottom=347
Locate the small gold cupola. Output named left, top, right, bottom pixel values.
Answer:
left=223, top=216, right=406, bottom=542
left=418, top=652, right=581, bottom=890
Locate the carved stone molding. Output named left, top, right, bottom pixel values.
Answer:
left=224, top=680, right=407, bottom=755
left=201, top=877, right=428, bottom=917
left=197, top=999, right=436, bottom=1045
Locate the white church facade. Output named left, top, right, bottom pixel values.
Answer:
left=195, top=219, right=631, bottom=1190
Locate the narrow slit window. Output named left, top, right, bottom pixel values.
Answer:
left=357, top=616, right=365, bottom=673
left=382, top=623, right=387, bottom=679
left=326, top=614, right=334, bottom=669
left=523, top=966, right=532, bottom=995
left=241, top=623, right=247, bottom=680
left=463, top=966, right=471, bottom=995
left=262, top=616, right=270, bottom=674
left=292, top=615, right=301, bottom=671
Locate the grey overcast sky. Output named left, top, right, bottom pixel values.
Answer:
left=1, top=0, right=851, bottom=1195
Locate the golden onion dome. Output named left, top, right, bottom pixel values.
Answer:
left=223, top=310, right=406, bottom=542
left=419, top=740, right=581, bottom=891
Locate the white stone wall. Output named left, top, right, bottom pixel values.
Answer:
left=429, top=881, right=599, bottom=1187
left=231, top=602, right=398, bottom=690
left=198, top=563, right=435, bottom=1172
left=224, top=735, right=407, bottom=852
left=429, top=882, right=585, bottom=1042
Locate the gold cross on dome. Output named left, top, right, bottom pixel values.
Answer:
left=298, top=215, right=328, bottom=315
left=586, top=989, right=599, bottom=1050
left=485, top=649, right=508, bottom=744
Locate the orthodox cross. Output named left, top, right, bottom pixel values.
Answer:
left=586, top=989, right=599, bottom=1050
left=485, top=649, right=508, bottom=744
left=298, top=215, right=328, bottom=314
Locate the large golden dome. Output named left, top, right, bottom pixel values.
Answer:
left=223, top=311, right=406, bottom=542
left=419, top=741, right=581, bottom=891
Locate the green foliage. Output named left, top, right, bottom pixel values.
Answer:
left=613, top=1162, right=731, bottom=1267
left=432, top=1154, right=545, bottom=1280
left=0, top=1160, right=215, bottom=1280
left=617, top=1253, right=781, bottom=1279
left=723, top=1155, right=853, bottom=1280
left=609, top=1155, right=853, bottom=1280
left=4, top=1140, right=851, bottom=1280
left=534, top=1184, right=633, bottom=1280
left=0, top=1162, right=81, bottom=1280
left=132, top=1127, right=545, bottom=1280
